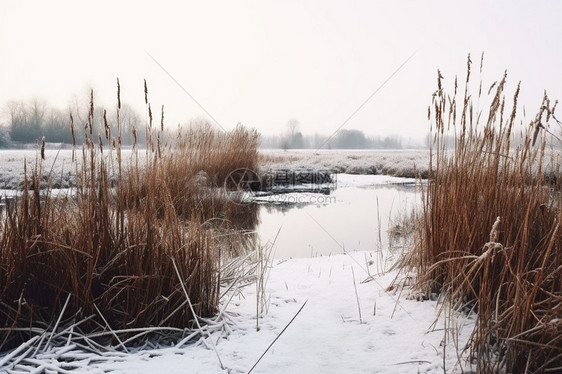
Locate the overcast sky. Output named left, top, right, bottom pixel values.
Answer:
left=1, top=0, right=561, bottom=139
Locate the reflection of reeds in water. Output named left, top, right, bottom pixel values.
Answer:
left=403, top=55, right=561, bottom=373
left=0, top=85, right=260, bottom=350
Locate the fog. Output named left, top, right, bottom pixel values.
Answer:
left=1, top=0, right=561, bottom=144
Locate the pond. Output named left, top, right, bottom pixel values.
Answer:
left=256, top=174, right=420, bottom=260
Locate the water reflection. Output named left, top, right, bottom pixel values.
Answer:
left=257, top=181, right=419, bottom=259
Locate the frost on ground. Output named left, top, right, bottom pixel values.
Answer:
left=0, top=149, right=427, bottom=191
left=260, top=149, right=430, bottom=178
left=335, top=173, right=417, bottom=188
left=1, top=252, right=475, bottom=374
left=0, top=148, right=150, bottom=192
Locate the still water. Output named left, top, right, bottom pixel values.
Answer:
left=257, top=176, right=419, bottom=259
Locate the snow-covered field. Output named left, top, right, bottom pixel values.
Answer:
left=0, top=150, right=477, bottom=373
left=0, top=148, right=136, bottom=190
left=260, top=149, right=430, bottom=177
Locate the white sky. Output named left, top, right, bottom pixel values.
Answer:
left=1, top=0, right=561, bottom=139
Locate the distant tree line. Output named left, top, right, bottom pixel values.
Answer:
left=0, top=98, right=146, bottom=148
left=0, top=104, right=428, bottom=150
left=259, top=119, right=417, bottom=149
left=259, top=130, right=406, bottom=149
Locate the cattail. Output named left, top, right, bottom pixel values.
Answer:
left=103, top=109, right=110, bottom=140
left=40, top=137, right=45, bottom=160
left=132, top=126, right=137, bottom=148
left=88, top=89, right=94, bottom=137
left=23, top=157, right=27, bottom=192
left=117, top=77, right=121, bottom=109
left=161, top=104, right=165, bottom=132
left=70, top=113, right=76, bottom=162
left=70, top=113, right=76, bottom=146
left=144, top=79, right=148, bottom=104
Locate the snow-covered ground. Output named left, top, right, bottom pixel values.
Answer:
left=0, top=252, right=475, bottom=373
left=260, top=149, right=430, bottom=177
left=88, top=253, right=474, bottom=374
left=335, top=173, right=417, bottom=188
left=0, top=148, right=131, bottom=190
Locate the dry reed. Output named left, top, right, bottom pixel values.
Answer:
left=0, top=86, right=260, bottom=351
left=404, top=55, right=561, bottom=373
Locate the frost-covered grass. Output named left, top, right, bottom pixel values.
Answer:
left=260, top=149, right=430, bottom=178
left=0, top=148, right=140, bottom=190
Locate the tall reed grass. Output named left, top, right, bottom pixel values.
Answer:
left=406, top=55, right=561, bottom=373
left=0, top=86, right=260, bottom=350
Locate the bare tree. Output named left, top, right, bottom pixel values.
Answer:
left=28, top=98, right=46, bottom=132
left=44, top=108, right=72, bottom=143
left=114, top=103, right=145, bottom=145
left=287, top=118, right=300, bottom=138
left=4, top=101, right=27, bottom=131
left=4, top=100, right=32, bottom=142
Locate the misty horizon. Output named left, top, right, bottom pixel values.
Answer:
left=2, top=1, right=561, bottom=142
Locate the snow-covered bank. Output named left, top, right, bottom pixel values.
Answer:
left=335, top=173, right=417, bottom=188
left=0, top=149, right=426, bottom=191
left=260, top=149, right=430, bottom=178
left=0, top=149, right=132, bottom=190
left=1, top=252, right=475, bottom=373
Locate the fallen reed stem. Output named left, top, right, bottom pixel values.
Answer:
left=247, top=299, right=308, bottom=374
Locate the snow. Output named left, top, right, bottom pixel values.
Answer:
left=252, top=173, right=416, bottom=206
left=0, top=252, right=475, bottom=373
left=335, top=173, right=417, bottom=188
left=0, top=148, right=139, bottom=190
left=212, top=253, right=476, bottom=374
left=260, top=149, right=430, bottom=178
